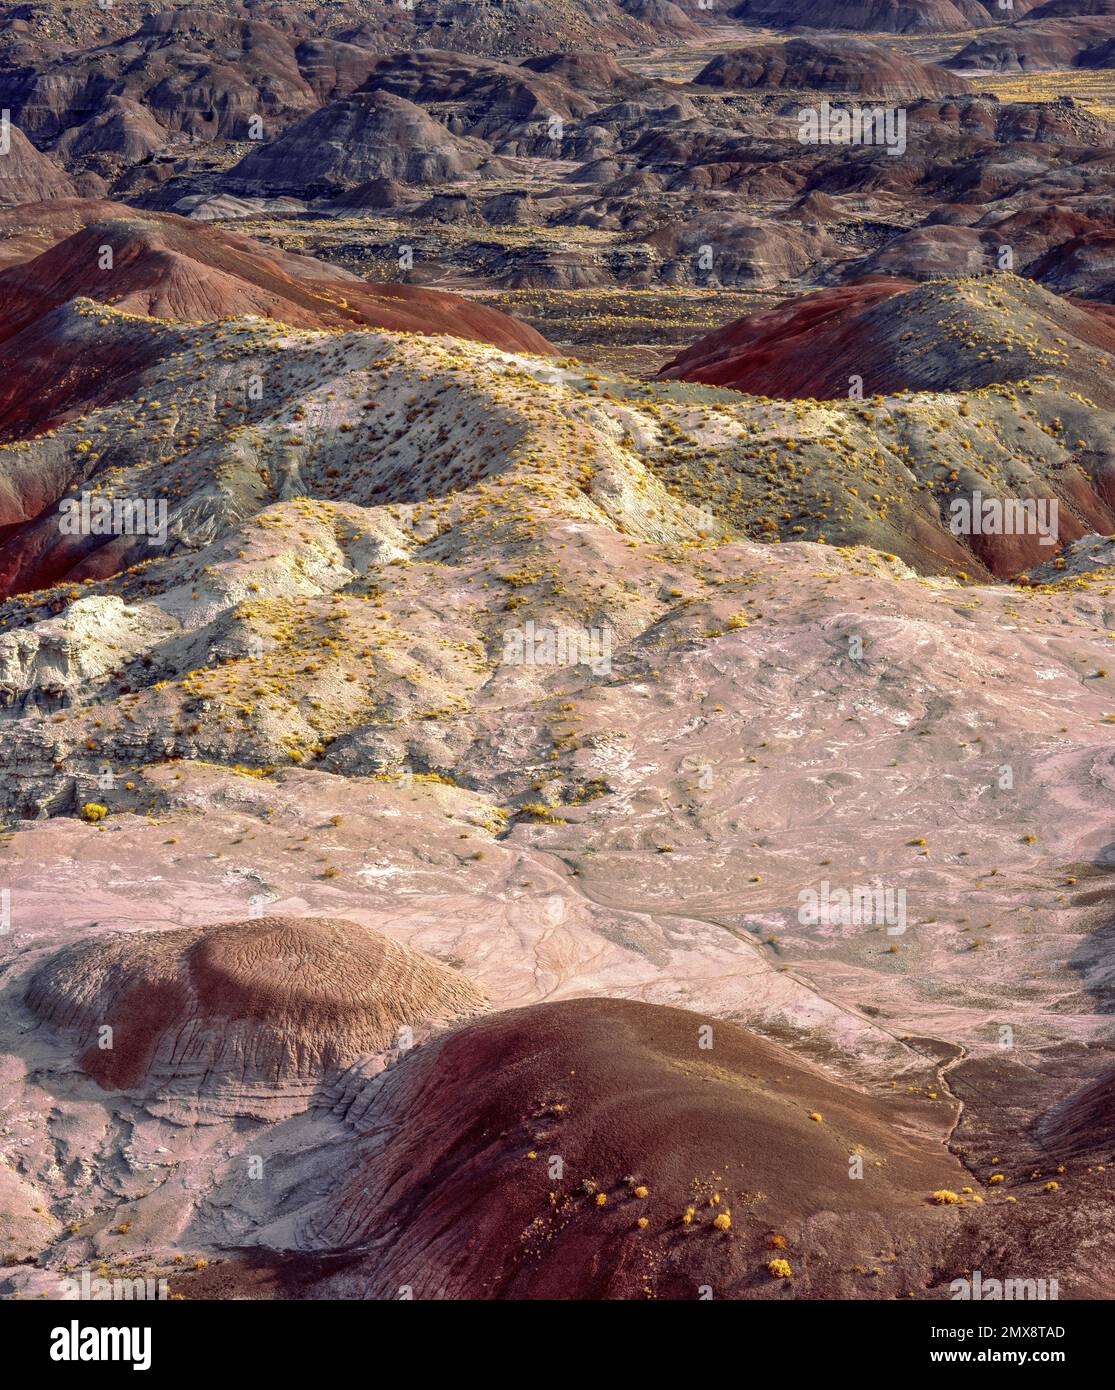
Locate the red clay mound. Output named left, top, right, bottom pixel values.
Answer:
left=0, top=199, right=142, bottom=268
left=658, top=278, right=915, bottom=396
left=0, top=203, right=556, bottom=356
left=0, top=300, right=185, bottom=477
left=0, top=204, right=552, bottom=453
left=25, top=915, right=486, bottom=1119
left=657, top=274, right=1115, bottom=402
left=303, top=997, right=971, bottom=1299
left=655, top=275, right=1115, bottom=578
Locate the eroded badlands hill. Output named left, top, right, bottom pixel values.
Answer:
left=0, top=274, right=1112, bottom=618
left=694, top=39, right=973, bottom=100
left=289, top=998, right=976, bottom=1300
left=25, top=914, right=485, bottom=1118
left=0, top=202, right=556, bottom=359
left=4, top=4, right=1115, bottom=344
left=0, top=282, right=1110, bottom=1296
left=731, top=0, right=1041, bottom=30
left=658, top=274, right=1115, bottom=405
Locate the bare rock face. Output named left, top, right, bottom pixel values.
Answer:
left=5, top=0, right=1115, bottom=1315
left=0, top=594, right=176, bottom=711
left=227, top=90, right=490, bottom=194
left=24, top=916, right=486, bottom=1120
left=619, top=0, right=700, bottom=37
left=695, top=39, right=973, bottom=99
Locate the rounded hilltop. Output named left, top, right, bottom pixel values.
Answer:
left=25, top=914, right=486, bottom=1118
